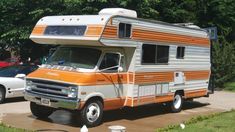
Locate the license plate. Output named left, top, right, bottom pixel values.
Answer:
left=41, top=98, right=51, bottom=106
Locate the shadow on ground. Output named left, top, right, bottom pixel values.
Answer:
left=30, top=100, right=210, bottom=129
left=4, top=97, right=26, bottom=104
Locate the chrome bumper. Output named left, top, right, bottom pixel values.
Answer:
left=24, top=91, right=80, bottom=110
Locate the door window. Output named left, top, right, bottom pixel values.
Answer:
left=99, top=53, right=120, bottom=72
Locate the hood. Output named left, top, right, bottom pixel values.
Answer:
left=27, top=68, right=96, bottom=86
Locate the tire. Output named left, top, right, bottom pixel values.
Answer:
left=30, top=102, right=54, bottom=118
left=186, top=98, right=194, bottom=102
left=80, top=100, right=103, bottom=127
left=171, top=93, right=183, bottom=113
left=0, top=87, right=5, bottom=104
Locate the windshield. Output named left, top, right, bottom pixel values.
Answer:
left=0, top=65, right=38, bottom=77
left=47, top=47, right=101, bottom=69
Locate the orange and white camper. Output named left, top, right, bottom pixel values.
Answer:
left=24, top=8, right=211, bottom=127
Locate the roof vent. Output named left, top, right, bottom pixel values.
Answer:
left=174, top=23, right=201, bottom=29
left=99, top=8, right=137, bottom=18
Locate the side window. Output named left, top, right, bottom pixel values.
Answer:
left=99, top=53, right=120, bottom=71
left=142, top=44, right=169, bottom=64
left=142, top=44, right=156, bottom=63
left=118, top=23, right=131, bottom=38
left=157, top=45, right=169, bottom=63
left=176, top=46, right=185, bottom=59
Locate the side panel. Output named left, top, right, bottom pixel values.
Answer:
left=100, top=16, right=210, bottom=48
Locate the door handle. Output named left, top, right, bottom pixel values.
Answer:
left=97, top=79, right=105, bottom=82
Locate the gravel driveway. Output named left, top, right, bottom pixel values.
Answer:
left=0, top=91, right=235, bottom=132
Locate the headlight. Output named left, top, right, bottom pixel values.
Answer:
left=62, top=86, right=78, bottom=98
left=26, top=80, right=33, bottom=91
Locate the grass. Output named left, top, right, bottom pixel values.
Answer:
left=0, top=123, right=32, bottom=132
left=157, top=110, right=235, bottom=132
left=224, top=82, right=235, bottom=92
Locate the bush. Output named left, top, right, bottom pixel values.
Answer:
left=212, top=42, right=235, bottom=88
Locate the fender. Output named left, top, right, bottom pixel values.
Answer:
left=83, top=92, right=105, bottom=102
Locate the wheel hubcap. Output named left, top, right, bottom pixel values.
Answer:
left=86, top=103, right=100, bottom=122
left=173, top=95, right=182, bottom=109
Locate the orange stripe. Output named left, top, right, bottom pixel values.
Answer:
left=184, top=70, right=210, bottom=81
left=79, top=89, right=206, bottom=110
left=85, top=25, right=103, bottom=37
left=135, top=72, right=174, bottom=84
left=185, top=89, right=207, bottom=98
left=31, top=25, right=46, bottom=35
left=132, top=29, right=210, bottom=47
left=101, top=26, right=210, bottom=47
left=28, top=68, right=210, bottom=86
left=102, top=25, right=117, bottom=38
left=131, top=94, right=174, bottom=106
left=103, top=98, right=125, bottom=111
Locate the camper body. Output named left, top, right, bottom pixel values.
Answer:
left=24, top=8, right=211, bottom=127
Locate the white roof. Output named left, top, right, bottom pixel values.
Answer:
left=35, top=15, right=112, bottom=26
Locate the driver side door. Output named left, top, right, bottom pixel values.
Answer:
left=96, top=52, right=126, bottom=110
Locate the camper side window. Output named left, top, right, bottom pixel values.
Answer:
left=119, top=23, right=131, bottom=38
left=142, top=44, right=169, bottom=64
left=176, top=46, right=185, bottom=59
left=99, top=53, right=120, bottom=72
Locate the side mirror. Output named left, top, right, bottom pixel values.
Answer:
left=118, top=67, right=123, bottom=72
left=15, top=74, right=26, bottom=79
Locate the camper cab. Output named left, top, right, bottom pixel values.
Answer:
left=24, top=8, right=211, bottom=127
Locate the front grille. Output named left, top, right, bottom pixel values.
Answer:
left=27, top=79, right=76, bottom=99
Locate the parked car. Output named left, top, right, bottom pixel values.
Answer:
left=0, top=65, right=38, bottom=103
left=0, top=58, right=20, bottom=68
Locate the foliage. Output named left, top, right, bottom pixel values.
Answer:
left=0, top=122, right=33, bottom=132
left=212, top=41, right=235, bottom=87
left=224, top=81, right=235, bottom=92
left=157, top=110, right=235, bottom=132
left=0, top=0, right=235, bottom=86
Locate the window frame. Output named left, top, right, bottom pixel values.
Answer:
left=176, top=46, right=185, bottom=59
left=118, top=23, right=132, bottom=39
left=141, top=44, right=170, bottom=65
left=98, top=51, right=122, bottom=72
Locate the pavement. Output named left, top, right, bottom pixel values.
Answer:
left=0, top=91, right=235, bottom=132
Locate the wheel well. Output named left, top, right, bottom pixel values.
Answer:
left=175, top=90, right=184, bottom=97
left=0, top=85, right=6, bottom=93
left=85, top=96, right=104, bottom=105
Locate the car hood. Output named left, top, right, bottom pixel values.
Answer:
left=27, top=68, right=97, bottom=86
left=0, top=77, right=17, bottom=83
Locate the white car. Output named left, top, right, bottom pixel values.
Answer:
left=0, top=65, right=38, bottom=103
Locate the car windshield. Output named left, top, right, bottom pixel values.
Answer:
left=0, top=65, right=38, bottom=77
left=47, top=47, right=102, bottom=69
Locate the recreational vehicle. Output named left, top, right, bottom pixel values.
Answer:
left=24, top=8, right=211, bottom=127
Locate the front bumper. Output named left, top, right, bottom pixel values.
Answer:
left=24, top=91, right=80, bottom=110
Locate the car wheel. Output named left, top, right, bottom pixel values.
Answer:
left=171, top=93, right=183, bottom=113
left=0, top=87, right=5, bottom=104
left=30, top=102, right=54, bottom=118
left=80, top=100, right=103, bottom=127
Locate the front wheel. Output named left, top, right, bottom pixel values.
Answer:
left=0, top=88, right=5, bottom=104
left=80, top=100, right=103, bottom=127
left=30, top=102, right=54, bottom=119
left=171, top=93, right=183, bottom=113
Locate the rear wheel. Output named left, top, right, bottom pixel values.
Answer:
left=30, top=102, right=54, bottom=118
left=0, top=87, right=5, bottom=104
left=171, top=93, right=183, bottom=113
left=80, top=100, right=103, bottom=127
